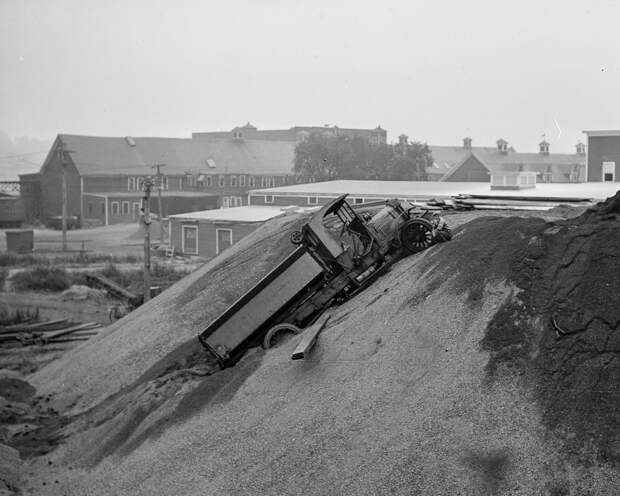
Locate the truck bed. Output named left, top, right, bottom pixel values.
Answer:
left=198, top=247, right=324, bottom=365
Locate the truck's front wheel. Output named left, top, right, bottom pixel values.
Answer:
left=400, top=219, right=433, bottom=253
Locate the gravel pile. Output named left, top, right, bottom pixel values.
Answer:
left=21, top=196, right=620, bottom=495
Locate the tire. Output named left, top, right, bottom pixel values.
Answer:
left=290, top=230, right=303, bottom=245
left=400, top=219, right=433, bottom=253
left=263, top=323, right=302, bottom=349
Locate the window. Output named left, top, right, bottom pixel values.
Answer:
left=128, top=177, right=135, bottom=191
left=137, top=177, right=145, bottom=191
left=205, top=175, right=212, bottom=187
left=219, top=175, right=225, bottom=187
left=179, top=177, right=183, bottom=190
left=101, top=203, right=105, bottom=216
left=603, top=162, right=615, bottom=182
left=133, top=202, right=140, bottom=220
left=261, top=176, right=267, bottom=187
left=216, top=228, right=233, bottom=254
left=222, top=196, right=230, bottom=208
left=88, top=202, right=93, bottom=217
left=353, top=198, right=364, bottom=204
left=111, top=201, right=120, bottom=216
left=265, top=195, right=274, bottom=204
left=231, top=176, right=237, bottom=187
left=122, top=201, right=130, bottom=215
left=232, top=196, right=243, bottom=207
left=239, top=175, right=246, bottom=187
left=249, top=176, right=255, bottom=188
left=307, top=196, right=318, bottom=205
left=161, top=176, right=169, bottom=190
left=182, top=225, right=198, bottom=255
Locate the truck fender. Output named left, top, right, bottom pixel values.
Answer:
left=263, top=323, right=302, bottom=349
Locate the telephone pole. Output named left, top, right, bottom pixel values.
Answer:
left=57, top=141, right=73, bottom=252
left=152, top=163, right=166, bottom=243
left=142, top=177, right=153, bottom=302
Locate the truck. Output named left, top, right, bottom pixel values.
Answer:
left=198, top=194, right=451, bottom=368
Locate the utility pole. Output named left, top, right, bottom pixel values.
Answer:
left=142, top=177, right=153, bottom=303
left=57, top=141, right=73, bottom=252
left=152, top=163, right=166, bottom=243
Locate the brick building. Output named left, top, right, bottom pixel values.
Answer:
left=583, top=130, right=620, bottom=182
left=23, top=134, right=302, bottom=226
left=193, top=122, right=388, bottom=145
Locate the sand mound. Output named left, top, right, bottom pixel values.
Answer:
left=21, top=193, right=620, bottom=495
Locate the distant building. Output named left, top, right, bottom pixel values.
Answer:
left=168, top=206, right=295, bottom=258
left=583, top=130, right=620, bottom=182
left=427, top=137, right=586, bottom=183
left=23, top=134, right=304, bottom=226
left=248, top=179, right=619, bottom=208
left=193, top=122, right=388, bottom=145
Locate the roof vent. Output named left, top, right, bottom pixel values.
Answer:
left=463, top=137, right=472, bottom=149
left=539, top=140, right=550, bottom=155
left=576, top=141, right=586, bottom=155
left=125, top=136, right=136, bottom=147
left=206, top=159, right=217, bottom=168
left=496, top=138, right=508, bottom=154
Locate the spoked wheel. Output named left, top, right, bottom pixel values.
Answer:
left=263, top=323, right=302, bottom=349
left=400, top=219, right=434, bottom=253
left=290, top=230, right=303, bottom=245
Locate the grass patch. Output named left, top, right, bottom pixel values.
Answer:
left=10, top=266, right=72, bottom=292
left=0, top=307, right=40, bottom=326
left=0, top=252, right=142, bottom=267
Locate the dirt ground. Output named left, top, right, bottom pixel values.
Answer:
left=0, top=220, right=168, bottom=257
left=2, top=200, right=618, bottom=495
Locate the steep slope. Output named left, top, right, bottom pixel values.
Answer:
left=23, top=194, right=620, bottom=495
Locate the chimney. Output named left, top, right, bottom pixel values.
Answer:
left=463, top=137, right=472, bottom=149
left=539, top=140, right=550, bottom=155
left=576, top=141, right=586, bottom=155
left=496, top=138, right=508, bottom=154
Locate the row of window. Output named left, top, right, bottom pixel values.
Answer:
left=127, top=175, right=283, bottom=191
left=262, top=196, right=366, bottom=205
left=222, top=196, right=243, bottom=208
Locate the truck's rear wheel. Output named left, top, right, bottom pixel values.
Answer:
left=400, top=219, right=433, bottom=253
left=263, top=323, right=302, bottom=349
left=290, top=231, right=303, bottom=245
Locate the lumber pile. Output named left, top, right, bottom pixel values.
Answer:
left=0, top=319, right=102, bottom=346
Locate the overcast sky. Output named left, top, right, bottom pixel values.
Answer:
left=1, top=0, right=619, bottom=153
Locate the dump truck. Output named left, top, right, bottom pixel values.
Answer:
left=198, top=194, right=451, bottom=367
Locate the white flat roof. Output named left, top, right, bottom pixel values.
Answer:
left=250, top=180, right=620, bottom=201
left=582, top=130, right=620, bottom=137
left=168, top=205, right=296, bottom=223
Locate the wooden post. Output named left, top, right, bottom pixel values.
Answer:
left=58, top=141, right=68, bottom=252
left=152, top=163, right=166, bottom=243
left=291, top=313, right=331, bottom=360
left=142, top=177, right=153, bottom=302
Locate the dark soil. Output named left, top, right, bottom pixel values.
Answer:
left=0, top=377, right=69, bottom=459
left=423, top=192, right=620, bottom=467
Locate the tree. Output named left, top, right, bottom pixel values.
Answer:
left=294, top=132, right=432, bottom=181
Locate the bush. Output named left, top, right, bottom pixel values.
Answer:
left=10, top=266, right=72, bottom=292
left=0, top=267, right=8, bottom=290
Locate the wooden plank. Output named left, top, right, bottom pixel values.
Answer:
left=291, top=313, right=331, bottom=361
left=85, top=273, right=138, bottom=302
left=42, top=322, right=101, bottom=340
left=0, top=319, right=68, bottom=334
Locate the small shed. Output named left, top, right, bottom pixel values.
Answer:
left=168, top=206, right=292, bottom=258
left=490, top=171, right=537, bottom=190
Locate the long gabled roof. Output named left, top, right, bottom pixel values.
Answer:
left=437, top=146, right=586, bottom=181
left=42, top=134, right=296, bottom=176
left=427, top=146, right=498, bottom=175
